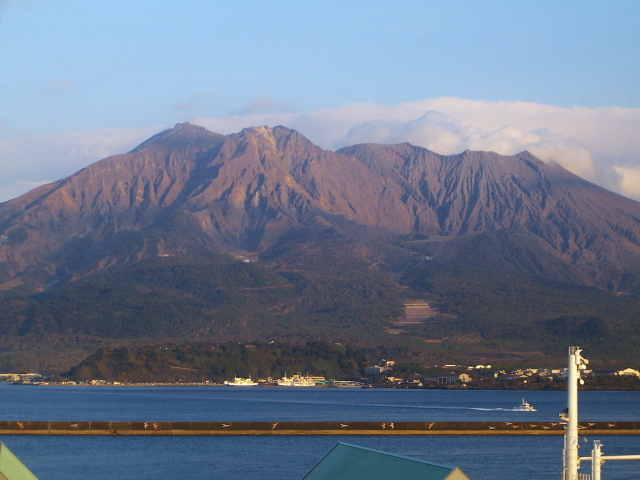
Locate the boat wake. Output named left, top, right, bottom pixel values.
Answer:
left=209, top=394, right=531, bottom=412
left=355, top=403, right=527, bottom=412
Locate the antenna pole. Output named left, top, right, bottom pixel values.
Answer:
left=580, top=440, right=640, bottom=479
left=592, top=440, right=602, bottom=480
left=563, top=346, right=588, bottom=480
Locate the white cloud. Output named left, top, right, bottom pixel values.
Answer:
left=0, top=126, right=164, bottom=202
left=614, top=166, right=640, bottom=199
left=1, top=97, right=639, bottom=202
left=339, top=112, right=597, bottom=180
left=196, top=98, right=640, bottom=198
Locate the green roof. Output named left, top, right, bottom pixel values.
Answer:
left=0, top=442, right=40, bottom=480
left=302, top=442, right=471, bottom=480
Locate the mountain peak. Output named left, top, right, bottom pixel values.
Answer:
left=238, top=125, right=300, bottom=140
left=173, top=121, right=202, bottom=130
left=241, top=125, right=275, bottom=135
left=2, top=124, right=640, bottom=294
left=129, top=122, right=221, bottom=153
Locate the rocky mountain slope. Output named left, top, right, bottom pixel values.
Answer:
left=338, top=143, right=640, bottom=275
left=3, top=123, right=640, bottom=371
left=2, top=123, right=640, bottom=294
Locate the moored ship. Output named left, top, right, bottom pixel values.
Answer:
left=275, top=373, right=324, bottom=387
left=224, top=376, right=258, bottom=386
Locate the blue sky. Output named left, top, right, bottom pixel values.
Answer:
left=0, top=1, right=639, bottom=201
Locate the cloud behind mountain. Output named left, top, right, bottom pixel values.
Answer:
left=1, top=97, right=639, bottom=202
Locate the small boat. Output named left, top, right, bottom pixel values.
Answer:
left=224, top=376, right=258, bottom=386
left=514, top=398, right=536, bottom=411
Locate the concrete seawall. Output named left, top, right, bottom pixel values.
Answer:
left=0, top=421, right=638, bottom=436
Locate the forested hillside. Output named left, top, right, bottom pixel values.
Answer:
left=66, top=342, right=369, bottom=383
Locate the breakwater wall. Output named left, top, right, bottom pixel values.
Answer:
left=0, top=421, right=638, bottom=436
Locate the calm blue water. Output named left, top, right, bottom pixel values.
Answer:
left=2, top=384, right=640, bottom=480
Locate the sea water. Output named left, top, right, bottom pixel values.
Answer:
left=1, top=384, right=640, bottom=480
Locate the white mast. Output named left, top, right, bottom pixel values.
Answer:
left=564, top=346, right=640, bottom=480
left=563, top=346, right=589, bottom=480
left=591, top=440, right=602, bottom=480
left=579, top=440, right=640, bottom=479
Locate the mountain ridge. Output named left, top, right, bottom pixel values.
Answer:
left=2, top=123, right=640, bottom=294
left=2, top=123, right=640, bottom=371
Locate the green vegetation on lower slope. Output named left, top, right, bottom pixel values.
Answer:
left=65, top=341, right=369, bottom=383
left=3, top=234, right=640, bottom=373
left=0, top=246, right=404, bottom=342
left=399, top=262, right=640, bottom=361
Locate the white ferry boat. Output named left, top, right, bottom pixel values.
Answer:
left=275, top=373, right=323, bottom=387
left=223, top=376, right=258, bottom=386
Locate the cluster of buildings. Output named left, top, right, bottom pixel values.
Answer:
left=363, top=360, right=640, bottom=386
left=2, top=363, right=639, bottom=389
left=494, top=366, right=640, bottom=381
left=0, top=373, right=42, bottom=384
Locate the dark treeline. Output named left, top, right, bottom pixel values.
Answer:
left=62, top=340, right=640, bottom=391
left=65, top=341, right=370, bottom=383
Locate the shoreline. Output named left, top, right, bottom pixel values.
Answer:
left=0, top=420, right=638, bottom=436
left=6, top=382, right=638, bottom=391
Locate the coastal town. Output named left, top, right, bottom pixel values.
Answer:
left=3, top=361, right=639, bottom=390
